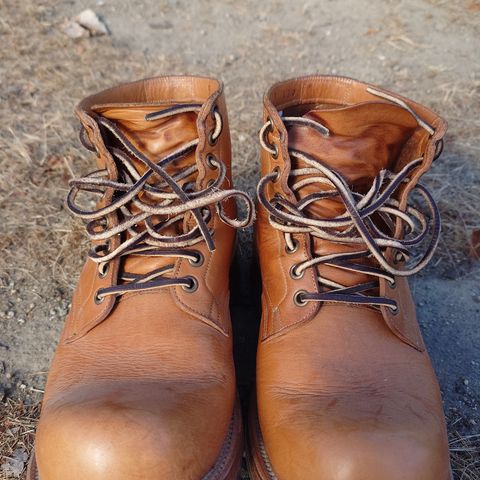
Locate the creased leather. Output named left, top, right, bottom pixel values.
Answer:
left=253, top=75, right=451, bottom=480
left=33, top=76, right=241, bottom=480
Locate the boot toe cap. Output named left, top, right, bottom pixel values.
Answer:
left=261, top=418, right=451, bottom=480
left=35, top=383, right=233, bottom=480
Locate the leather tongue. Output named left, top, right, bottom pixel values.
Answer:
left=287, top=101, right=420, bottom=218
left=287, top=101, right=420, bottom=286
left=93, top=104, right=199, bottom=276
left=94, top=104, right=198, bottom=176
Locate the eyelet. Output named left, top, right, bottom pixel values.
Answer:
left=393, top=251, right=404, bottom=264
left=434, top=138, right=444, bottom=161
left=189, top=252, right=204, bottom=267
left=285, top=239, right=299, bottom=254
left=211, top=105, right=220, bottom=121
left=290, top=264, right=304, bottom=280
left=182, top=276, right=198, bottom=293
left=264, top=117, right=279, bottom=159
left=206, top=153, right=218, bottom=169
left=201, top=207, right=211, bottom=220
left=272, top=166, right=280, bottom=183
left=94, top=291, right=105, bottom=304
left=388, top=278, right=396, bottom=289
left=208, top=130, right=219, bottom=146
left=98, top=262, right=109, bottom=279
left=271, top=142, right=279, bottom=159
left=293, top=290, right=308, bottom=307
left=389, top=304, right=399, bottom=315
left=208, top=107, right=222, bottom=146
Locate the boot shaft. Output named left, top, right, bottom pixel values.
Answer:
left=256, top=75, right=447, bottom=344
left=62, top=76, right=253, bottom=342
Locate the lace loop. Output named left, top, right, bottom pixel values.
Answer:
left=258, top=113, right=441, bottom=310
left=68, top=104, right=254, bottom=300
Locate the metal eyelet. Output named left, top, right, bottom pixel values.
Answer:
left=98, top=262, right=109, bottom=279
left=271, top=142, right=279, bottom=159
left=285, top=240, right=299, bottom=254
left=293, top=290, right=308, bottom=307
left=272, top=166, right=280, bottom=183
left=94, top=291, right=105, bottom=304
left=182, top=276, right=198, bottom=293
left=211, top=105, right=221, bottom=122
left=264, top=117, right=279, bottom=159
left=290, top=264, right=304, bottom=280
left=189, top=252, right=204, bottom=267
left=201, top=207, right=212, bottom=221
left=393, top=251, right=404, bottom=265
left=208, top=130, right=219, bottom=146
left=433, top=138, right=444, bottom=161
left=208, top=107, right=222, bottom=146
left=389, top=304, right=399, bottom=315
left=206, top=153, right=218, bottom=169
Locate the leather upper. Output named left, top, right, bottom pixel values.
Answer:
left=34, top=76, right=240, bottom=480
left=254, top=75, right=451, bottom=480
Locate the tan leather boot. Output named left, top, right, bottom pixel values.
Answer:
left=28, top=76, right=254, bottom=480
left=249, top=76, right=452, bottom=480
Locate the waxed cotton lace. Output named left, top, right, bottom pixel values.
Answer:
left=258, top=92, right=442, bottom=312
left=67, top=104, right=254, bottom=302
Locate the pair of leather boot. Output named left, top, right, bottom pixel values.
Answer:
left=29, top=75, right=452, bottom=480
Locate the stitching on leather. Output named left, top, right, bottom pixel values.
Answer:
left=205, top=246, right=217, bottom=320
left=171, top=265, right=228, bottom=336
left=66, top=264, right=115, bottom=342
left=170, top=220, right=222, bottom=327
left=263, top=302, right=374, bottom=343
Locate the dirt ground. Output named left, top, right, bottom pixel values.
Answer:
left=0, top=0, right=479, bottom=478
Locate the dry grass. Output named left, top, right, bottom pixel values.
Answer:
left=0, top=1, right=160, bottom=291
left=450, top=428, right=480, bottom=480
left=0, top=397, right=478, bottom=480
left=0, top=398, right=40, bottom=480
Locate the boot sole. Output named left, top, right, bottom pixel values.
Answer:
left=247, top=400, right=455, bottom=480
left=27, top=398, right=243, bottom=480
left=246, top=400, right=278, bottom=480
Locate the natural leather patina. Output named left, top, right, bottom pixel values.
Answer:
left=249, top=76, right=452, bottom=480
left=28, top=76, right=253, bottom=480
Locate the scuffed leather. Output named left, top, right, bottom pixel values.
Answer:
left=34, top=76, right=240, bottom=480
left=254, top=75, right=451, bottom=479
left=256, top=305, right=450, bottom=480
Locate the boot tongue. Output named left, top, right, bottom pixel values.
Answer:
left=288, top=101, right=419, bottom=211
left=287, top=101, right=419, bottom=286
left=93, top=104, right=199, bottom=275
left=94, top=104, right=198, bottom=176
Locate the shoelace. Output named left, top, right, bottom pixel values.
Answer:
left=258, top=92, right=442, bottom=312
left=67, top=104, right=254, bottom=302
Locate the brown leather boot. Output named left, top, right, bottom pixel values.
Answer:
left=28, top=76, right=254, bottom=480
left=249, top=76, right=452, bottom=480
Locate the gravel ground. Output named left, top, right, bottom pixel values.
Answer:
left=0, top=0, right=479, bottom=478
